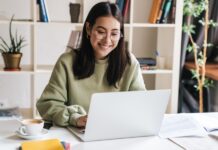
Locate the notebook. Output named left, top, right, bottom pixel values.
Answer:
left=67, top=89, right=171, bottom=142
left=21, top=139, right=65, bottom=150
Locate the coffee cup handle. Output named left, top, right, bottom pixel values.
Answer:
left=18, top=126, right=27, bottom=135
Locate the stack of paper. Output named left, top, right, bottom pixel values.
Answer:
left=191, top=114, right=218, bottom=132
left=159, top=114, right=207, bottom=138
left=159, top=114, right=218, bottom=138
left=159, top=114, right=218, bottom=149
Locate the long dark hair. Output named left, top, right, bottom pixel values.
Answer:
left=73, top=2, right=131, bottom=87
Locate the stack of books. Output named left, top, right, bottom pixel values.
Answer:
left=148, top=0, right=176, bottom=24
left=137, top=57, right=157, bottom=70
left=0, top=106, right=21, bottom=118
left=67, top=31, right=82, bottom=50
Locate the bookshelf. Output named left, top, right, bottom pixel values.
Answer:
left=0, top=0, right=183, bottom=118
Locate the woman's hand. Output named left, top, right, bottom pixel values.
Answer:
left=76, top=115, right=87, bottom=127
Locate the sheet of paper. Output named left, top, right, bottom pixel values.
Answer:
left=159, top=114, right=207, bottom=138
left=191, top=114, right=218, bottom=132
left=169, top=136, right=218, bottom=150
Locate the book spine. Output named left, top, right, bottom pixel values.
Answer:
left=67, top=31, right=80, bottom=49
left=44, top=0, right=50, bottom=21
left=38, top=0, right=48, bottom=22
left=160, top=0, right=172, bottom=23
left=148, top=0, right=163, bottom=23
left=167, top=0, right=176, bottom=23
left=123, top=0, right=130, bottom=23
left=116, top=0, right=125, bottom=12
left=123, top=0, right=129, bottom=16
left=76, top=31, right=82, bottom=49
left=156, top=0, right=166, bottom=23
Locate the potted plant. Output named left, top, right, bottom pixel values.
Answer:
left=0, top=15, right=26, bottom=71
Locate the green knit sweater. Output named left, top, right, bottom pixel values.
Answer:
left=36, top=51, right=146, bottom=126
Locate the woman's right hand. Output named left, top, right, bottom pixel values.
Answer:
left=76, top=115, right=87, bottom=127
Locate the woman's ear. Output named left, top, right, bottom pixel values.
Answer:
left=86, top=22, right=91, bottom=36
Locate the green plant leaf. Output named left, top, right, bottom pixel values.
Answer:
left=0, top=36, right=10, bottom=50
left=186, top=44, right=193, bottom=52
left=182, top=24, right=196, bottom=35
left=203, top=43, right=213, bottom=48
left=204, top=78, right=214, bottom=88
left=0, top=48, right=6, bottom=53
left=190, top=69, right=199, bottom=79
left=0, top=43, right=9, bottom=52
left=198, top=19, right=205, bottom=26
left=1, top=15, right=27, bottom=53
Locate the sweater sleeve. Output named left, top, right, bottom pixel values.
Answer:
left=129, top=56, right=146, bottom=91
left=36, top=54, right=86, bottom=127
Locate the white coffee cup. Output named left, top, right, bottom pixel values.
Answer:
left=18, top=119, right=44, bottom=136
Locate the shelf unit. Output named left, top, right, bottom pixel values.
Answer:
left=0, top=0, right=183, bottom=118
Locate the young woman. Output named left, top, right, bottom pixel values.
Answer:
left=37, top=2, right=146, bottom=128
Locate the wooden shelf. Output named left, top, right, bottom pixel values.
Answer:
left=185, top=62, right=218, bottom=80
left=141, top=69, right=173, bottom=74
left=132, top=23, right=175, bottom=28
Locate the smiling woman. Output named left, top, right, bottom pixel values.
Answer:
left=86, top=16, right=122, bottom=60
left=86, top=16, right=121, bottom=59
left=36, top=1, right=146, bottom=128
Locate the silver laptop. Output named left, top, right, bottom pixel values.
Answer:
left=67, top=89, right=170, bottom=142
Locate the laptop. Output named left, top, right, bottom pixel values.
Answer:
left=67, top=89, right=171, bottom=142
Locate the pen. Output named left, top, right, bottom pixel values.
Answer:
left=208, top=134, right=218, bottom=141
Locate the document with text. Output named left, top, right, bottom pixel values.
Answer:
left=159, top=114, right=208, bottom=138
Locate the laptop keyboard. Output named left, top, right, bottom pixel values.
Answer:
left=68, top=126, right=85, bottom=134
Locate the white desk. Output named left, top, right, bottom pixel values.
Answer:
left=1, top=113, right=218, bottom=150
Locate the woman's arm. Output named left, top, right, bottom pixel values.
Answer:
left=129, top=55, right=146, bottom=91
left=36, top=53, right=86, bottom=127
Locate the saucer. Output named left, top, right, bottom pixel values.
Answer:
left=15, top=128, right=48, bottom=140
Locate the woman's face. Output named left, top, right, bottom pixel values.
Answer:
left=86, top=16, right=121, bottom=59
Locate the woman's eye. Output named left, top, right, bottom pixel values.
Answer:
left=97, top=31, right=105, bottom=34
left=111, top=33, right=119, bottom=36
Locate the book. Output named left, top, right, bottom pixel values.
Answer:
left=137, top=57, right=156, bottom=66
left=159, top=0, right=172, bottom=23
left=67, top=30, right=81, bottom=49
left=122, top=0, right=130, bottom=23
left=116, top=0, right=125, bottom=12
left=20, top=139, right=68, bottom=150
left=76, top=31, right=82, bottom=49
left=66, top=31, right=82, bottom=52
left=69, top=3, right=81, bottom=23
left=148, top=0, right=163, bottom=23
left=140, top=65, right=157, bottom=70
left=44, top=0, right=50, bottom=21
left=156, top=0, right=166, bottom=23
left=38, top=0, right=49, bottom=22
left=61, top=141, right=70, bottom=150
left=167, top=0, right=176, bottom=23
left=0, top=106, right=21, bottom=117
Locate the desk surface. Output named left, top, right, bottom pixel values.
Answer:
left=0, top=119, right=182, bottom=150
left=1, top=113, right=218, bottom=150
left=185, top=62, right=218, bottom=80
